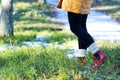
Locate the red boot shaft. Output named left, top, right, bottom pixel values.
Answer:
left=81, top=57, right=86, bottom=66
left=92, top=50, right=106, bottom=69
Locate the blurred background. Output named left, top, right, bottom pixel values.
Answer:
left=0, top=0, right=120, bottom=80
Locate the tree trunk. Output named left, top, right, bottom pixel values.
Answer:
left=0, top=0, right=14, bottom=37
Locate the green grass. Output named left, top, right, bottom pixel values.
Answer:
left=0, top=46, right=75, bottom=79
left=0, top=42, right=120, bottom=79
left=92, top=0, right=120, bottom=22
left=0, top=2, right=120, bottom=80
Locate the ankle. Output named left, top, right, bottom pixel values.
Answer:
left=94, top=52, right=100, bottom=60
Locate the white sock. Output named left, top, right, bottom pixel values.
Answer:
left=74, top=49, right=87, bottom=57
left=88, top=42, right=99, bottom=54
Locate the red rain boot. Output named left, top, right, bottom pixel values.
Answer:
left=91, top=50, right=106, bottom=69
left=81, top=57, right=86, bottom=66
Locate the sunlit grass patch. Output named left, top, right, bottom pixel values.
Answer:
left=14, top=2, right=51, bottom=12
left=14, top=2, right=33, bottom=11
left=43, top=31, right=76, bottom=43
left=14, top=22, right=61, bottom=31
left=0, top=35, right=35, bottom=45
left=92, top=5, right=120, bottom=11
left=0, top=30, right=37, bottom=45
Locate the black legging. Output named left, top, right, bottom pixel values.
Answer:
left=68, top=12, right=94, bottom=49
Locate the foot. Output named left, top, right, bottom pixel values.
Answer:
left=76, top=57, right=86, bottom=66
left=91, top=50, right=106, bottom=69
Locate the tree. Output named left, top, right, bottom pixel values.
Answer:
left=0, top=0, right=14, bottom=37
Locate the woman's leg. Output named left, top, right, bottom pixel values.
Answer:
left=78, top=14, right=88, bottom=49
left=68, top=12, right=94, bottom=49
left=68, top=12, right=88, bottom=65
left=78, top=14, right=88, bottom=65
left=68, top=12, right=106, bottom=68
